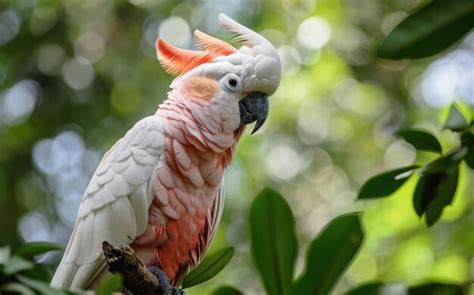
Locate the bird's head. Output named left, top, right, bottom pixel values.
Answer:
left=156, top=14, right=281, bottom=134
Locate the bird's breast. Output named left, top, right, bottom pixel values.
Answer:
left=132, top=136, right=226, bottom=271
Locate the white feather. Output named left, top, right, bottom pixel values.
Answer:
left=209, top=183, right=225, bottom=243
left=51, top=116, right=166, bottom=290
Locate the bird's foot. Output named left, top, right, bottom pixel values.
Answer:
left=147, top=265, right=184, bottom=295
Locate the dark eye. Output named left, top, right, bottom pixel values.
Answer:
left=224, top=75, right=240, bottom=91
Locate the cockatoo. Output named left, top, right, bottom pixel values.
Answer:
left=51, top=14, right=281, bottom=292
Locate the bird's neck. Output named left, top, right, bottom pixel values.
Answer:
left=156, top=90, right=244, bottom=167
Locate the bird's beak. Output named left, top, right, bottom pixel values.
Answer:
left=239, top=92, right=269, bottom=134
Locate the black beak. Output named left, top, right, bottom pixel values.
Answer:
left=239, top=92, right=269, bottom=134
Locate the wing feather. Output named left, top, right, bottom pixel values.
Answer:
left=193, top=183, right=225, bottom=266
left=208, top=183, right=225, bottom=244
left=51, top=116, right=165, bottom=290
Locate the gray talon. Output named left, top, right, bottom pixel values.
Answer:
left=146, top=265, right=185, bottom=295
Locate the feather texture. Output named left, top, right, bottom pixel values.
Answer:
left=52, top=13, right=276, bottom=291
left=51, top=116, right=166, bottom=290
left=194, top=30, right=236, bottom=56
left=156, top=38, right=214, bottom=76
left=127, top=89, right=242, bottom=285
left=53, top=90, right=241, bottom=290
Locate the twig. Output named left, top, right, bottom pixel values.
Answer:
left=102, top=241, right=162, bottom=295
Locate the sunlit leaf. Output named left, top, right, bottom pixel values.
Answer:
left=443, top=104, right=469, bottom=132
left=249, top=188, right=298, bottom=295
left=212, top=285, right=244, bottom=295
left=17, top=275, right=66, bottom=295
left=422, top=148, right=465, bottom=174
left=3, top=256, right=34, bottom=275
left=294, top=213, right=364, bottom=295
left=345, top=281, right=384, bottom=295
left=358, top=165, right=419, bottom=199
left=96, top=274, right=123, bottom=295
left=408, top=282, right=464, bottom=295
left=0, top=282, right=35, bottom=295
left=182, top=247, right=235, bottom=288
left=377, top=0, right=474, bottom=59
left=396, top=129, right=442, bottom=153
left=15, top=242, right=64, bottom=258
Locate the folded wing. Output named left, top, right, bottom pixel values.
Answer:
left=51, top=116, right=165, bottom=290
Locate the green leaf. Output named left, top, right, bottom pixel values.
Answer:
left=3, top=256, right=34, bottom=275
left=414, top=173, right=444, bottom=217
left=182, top=247, right=235, bottom=288
left=396, top=129, right=442, bottom=153
left=345, top=282, right=384, bottom=295
left=461, top=131, right=474, bottom=169
left=0, top=283, right=35, bottom=295
left=96, top=273, right=123, bottom=295
left=413, top=151, right=460, bottom=226
left=422, top=148, right=465, bottom=174
left=424, top=168, right=459, bottom=226
left=15, top=242, right=64, bottom=258
left=249, top=188, right=298, bottom=295
left=377, top=0, right=474, bottom=59
left=358, top=165, right=419, bottom=199
left=443, top=104, right=469, bottom=132
left=465, top=145, right=474, bottom=169
left=408, top=282, right=464, bottom=295
left=413, top=149, right=463, bottom=217
left=22, top=264, right=53, bottom=282
left=294, top=213, right=364, bottom=295
left=212, top=285, right=244, bottom=295
left=16, top=275, right=67, bottom=295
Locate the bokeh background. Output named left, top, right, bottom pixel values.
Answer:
left=0, top=0, right=472, bottom=294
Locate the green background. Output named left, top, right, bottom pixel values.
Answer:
left=0, top=0, right=472, bottom=294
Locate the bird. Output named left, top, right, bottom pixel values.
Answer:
left=50, top=13, right=281, bottom=292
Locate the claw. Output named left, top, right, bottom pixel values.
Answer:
left=147, top=265, right=184, bottom=295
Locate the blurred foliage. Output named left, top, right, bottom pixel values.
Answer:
left=182, top=247, right=235, bottom=289
left=358, top=103, right=473, bottom=226
left=249, top=189, right=298, bottom=295
left=396, top=129, right=442, bottom=153
left=248, top=189, right=468, bottom=294
left=247, top=189, right=364, bottom=294
left=96, top=274, right=123, bottom=295
left=0, top=242, right=123, bottom=294
left=293, top=212, right=363, bottom=294
left=0, top=0, right=473, bottom=294
left=377, top=0, right=474, bottom=59
left=212, top=285, right=244, bottom=295
left=0, top=242, right=65, bottom=294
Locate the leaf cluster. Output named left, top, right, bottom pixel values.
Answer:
left=358, top=104, right=473, bottom=226
left=0, top=242, right=124, bottom=295
left=233, top=188, right=469, bottom=294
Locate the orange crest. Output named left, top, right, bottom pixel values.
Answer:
left=156, top=31, right=236, bottom=76
left=194, top=30, right=236, bottom=56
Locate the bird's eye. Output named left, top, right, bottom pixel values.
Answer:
left=223, top=75, right=241, bottom=91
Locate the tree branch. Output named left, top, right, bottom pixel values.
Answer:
left=102, top=241, right=163, bottom=295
